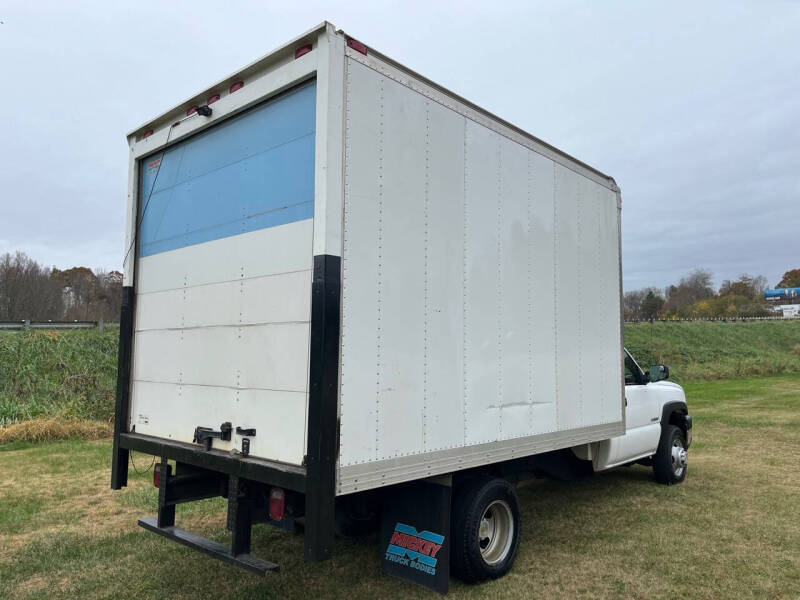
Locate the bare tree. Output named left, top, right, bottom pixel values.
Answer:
left=93, top=269, right=123, bottom=321
left=719, top=274, right=768, bottom=300
left=0, top=252, right=63, bottom=321
left=665, top=268, right=715, bottom=312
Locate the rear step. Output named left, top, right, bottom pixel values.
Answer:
left=139, top=457, right=282, bottom=576
left=139, top=517, right=278, bottom=576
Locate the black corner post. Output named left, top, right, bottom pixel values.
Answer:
left=111, top=286, right=135, bottom=490
left=304, top=254, right=341, bottom=562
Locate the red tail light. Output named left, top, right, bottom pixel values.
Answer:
left=294, top=44, right=312, bottom=59
left=154, top=463, right=171, bottom=488
left=268, top=487, right=285, bottom=521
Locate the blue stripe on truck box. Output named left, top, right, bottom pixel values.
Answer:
left=138, top=82, right=316, bottom=258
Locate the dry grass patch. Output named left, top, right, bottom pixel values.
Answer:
left=0, top=418, right=112, bottom=444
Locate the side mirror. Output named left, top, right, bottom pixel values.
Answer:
left=649, top=364, right=669, bottom=382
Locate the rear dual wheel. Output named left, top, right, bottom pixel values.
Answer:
left=451, top=477, right=521, bottom=583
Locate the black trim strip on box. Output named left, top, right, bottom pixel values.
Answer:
left=119, top=433, right=307, bottom=492
left=111, top=286, right=135, bottom=489
left=303, top=254, right=341, bottom=562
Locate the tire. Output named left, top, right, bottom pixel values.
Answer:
left=334, top=493, right=380, bottom=538
left=451, top=477, right=521, bottom=583
left=653, top=424, right=688, bottom=485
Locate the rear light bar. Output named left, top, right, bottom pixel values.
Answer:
left=268, top=487, right=285, bottom=521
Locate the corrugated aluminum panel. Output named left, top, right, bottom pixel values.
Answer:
left=424, top=100, right=467, bottom=452
left=338, top=57, right=623, bottom=492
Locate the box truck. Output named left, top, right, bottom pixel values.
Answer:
left=112, top=22, right=692, bottom=593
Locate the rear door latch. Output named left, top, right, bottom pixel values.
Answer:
left=193, top=422, right=232, bottom=451
left=235, top=427, right=256, bottom=457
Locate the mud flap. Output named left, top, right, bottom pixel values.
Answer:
left=380, top=475, right=451, bottom=594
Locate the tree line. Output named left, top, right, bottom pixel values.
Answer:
left=0, top=252, right=122, bottom=322
left=624, top=267, right=800, bottom=321
left=3, top=249, right=798, bottom=324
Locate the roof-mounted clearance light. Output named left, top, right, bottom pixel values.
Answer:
left=294, top=44, right=312, bottom=59
left=186, top=106, right=198, bottom=116
left=207, top=93, right=220, bottom=105
left=229, top=81, right=244, bottom=93
left=143, top=129, right=154, bottom=138
left=346, top=38, right=367, bottom=55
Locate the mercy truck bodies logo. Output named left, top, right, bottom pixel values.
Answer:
left=385, top=523, right=445, bottom=576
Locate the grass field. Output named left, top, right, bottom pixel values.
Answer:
left=1, top=374, right=798, bottom=599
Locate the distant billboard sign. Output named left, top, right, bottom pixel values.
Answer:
left=765, top=287, right=800, bottom=300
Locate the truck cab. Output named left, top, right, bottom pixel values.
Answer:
left=575, top=349, right=692, bottom=484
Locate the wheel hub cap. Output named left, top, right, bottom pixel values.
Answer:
left=671, top=439, right=688, bottom=476
left=478, top=500, right=514, bottom=565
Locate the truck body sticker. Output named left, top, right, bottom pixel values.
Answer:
left=385, top=523, right=444, bottom=575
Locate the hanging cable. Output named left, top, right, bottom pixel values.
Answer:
left=121, top=107, right=211, bottom=269
left=129, top=450, right=155, bottom=474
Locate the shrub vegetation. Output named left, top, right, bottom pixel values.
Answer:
left=0, top=329, right=118, bottom=426
left=624, top=319, right=800, bottom=380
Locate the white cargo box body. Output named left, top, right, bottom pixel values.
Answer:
left=121, top=23, right=623, bottom=497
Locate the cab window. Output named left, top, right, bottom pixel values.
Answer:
left=624, top=351, right=645, bottom=385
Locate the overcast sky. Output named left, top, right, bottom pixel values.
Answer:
left=1, top=1, right=798, bottom=291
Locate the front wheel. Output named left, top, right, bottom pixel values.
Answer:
left=451, top=477, right=521, bottom=583
left=653, top=424, right=688, bottom=484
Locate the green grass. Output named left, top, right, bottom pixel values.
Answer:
left=1, top=374, right=798, bottom=599
left=0, top=329, right=118, bottom=425
left=624, top=319, right=800, bottom=381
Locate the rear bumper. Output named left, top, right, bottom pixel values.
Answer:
left=119, top=433, right=307, bottom=493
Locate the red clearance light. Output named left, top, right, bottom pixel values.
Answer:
left=143, top=129, right=154, bottom=138
left=294, top=44, right=312, bottom=59
left=229, top=81, right=244, bottom=93
left=268, top=487, right=285, bottom=521
left=207, top=93, right=220, bottom=105
left=186, top=106, right=198, bottom=116
left=347, top=38, right=367, bottom=55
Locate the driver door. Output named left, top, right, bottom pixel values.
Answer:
left=594, top=350, right=662, bottom=469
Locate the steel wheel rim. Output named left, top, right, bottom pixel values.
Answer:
left=478, top=499, right=514, bottom=565
left=671, top=437, right=688, bottom=478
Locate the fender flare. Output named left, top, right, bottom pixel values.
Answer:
left=660, top=401, right=687, bottom=427
left=660, top=401, right=691, bottom=446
